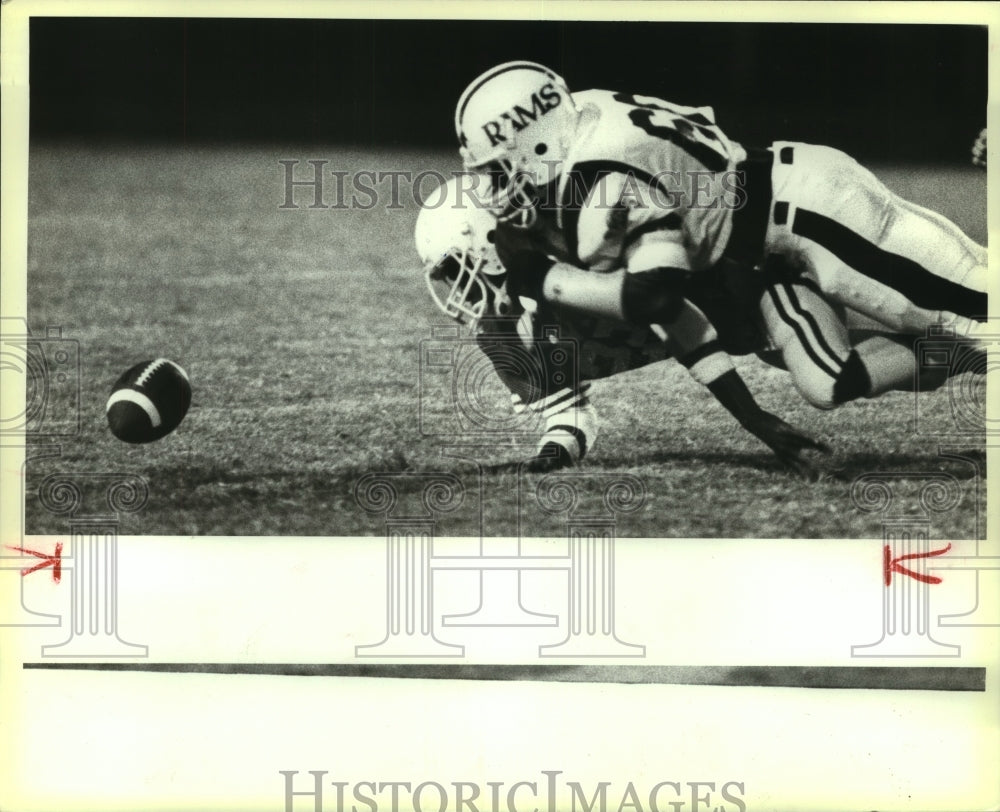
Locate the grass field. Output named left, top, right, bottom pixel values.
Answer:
left=23, top=143, right=987, bottom=537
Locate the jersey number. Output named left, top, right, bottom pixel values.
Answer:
left=613, top=92, right=730, bottom=172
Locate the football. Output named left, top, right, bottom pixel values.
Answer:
left=106, top=358, right=192, bottom=443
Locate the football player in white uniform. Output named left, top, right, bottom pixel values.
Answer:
left=415, top=174, right=817, bottom=472
left=417, top=172, right=981, bottom=471
left=453, top=62, right=987, bottom=422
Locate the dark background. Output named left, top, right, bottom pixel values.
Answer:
left=31, top=18, right=987, bottom=162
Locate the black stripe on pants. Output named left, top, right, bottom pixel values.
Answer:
left=792, top=208, right=987, bottom=321
left=765, top=285, right=843, bottom=380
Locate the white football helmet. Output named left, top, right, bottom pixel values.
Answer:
left=455, top=61, right=580, bottom=226
left=414, top=174, right=512, bottom=328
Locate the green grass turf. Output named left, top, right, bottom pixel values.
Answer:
left=23, top=144, right=987, bottom=537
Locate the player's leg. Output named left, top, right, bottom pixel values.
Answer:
left=757, top=260, right=949, bottom=407
left=803, top=186, right=987, bottom=331
left=767, top=142, right=987, bottom=335
left=757, top=269, right=851, bottom=409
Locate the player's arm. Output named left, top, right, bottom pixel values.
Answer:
left=628, top=235, right=831, bottom=471
left=525, top=233, right=828, bottom=472
left=623, top=233, right=830, bottom=471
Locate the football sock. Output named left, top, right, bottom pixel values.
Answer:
left=845, top=335, right=923, bottom=398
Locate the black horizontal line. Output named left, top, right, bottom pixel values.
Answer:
left=23, top=663, right=985, bottom=691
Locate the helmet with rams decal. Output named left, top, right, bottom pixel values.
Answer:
left=455, top=61, right=580, bottom=226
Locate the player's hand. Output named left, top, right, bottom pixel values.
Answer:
left=740, top=410, right=831, bottom=479
left=523, top=441, right=575, bottom=473
left=703, top=369, right=829, bottom=478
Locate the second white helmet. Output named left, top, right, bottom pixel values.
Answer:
left=414, top=173, right=512, bottom=328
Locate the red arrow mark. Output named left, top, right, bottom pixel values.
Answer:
left=5, top=543, right=63, bottom=583
left=884, top=542, right=952, bottom=586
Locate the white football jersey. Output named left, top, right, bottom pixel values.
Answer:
left=556, top=89, right=747, bottom=273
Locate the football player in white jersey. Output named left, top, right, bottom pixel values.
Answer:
left=417, top=175, right=966, bottom=473
left=417, top=172, right=982, bottom=471
left=415, top=174, right=821, bottom=472
left=453, top=61, right=987, bottom=422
